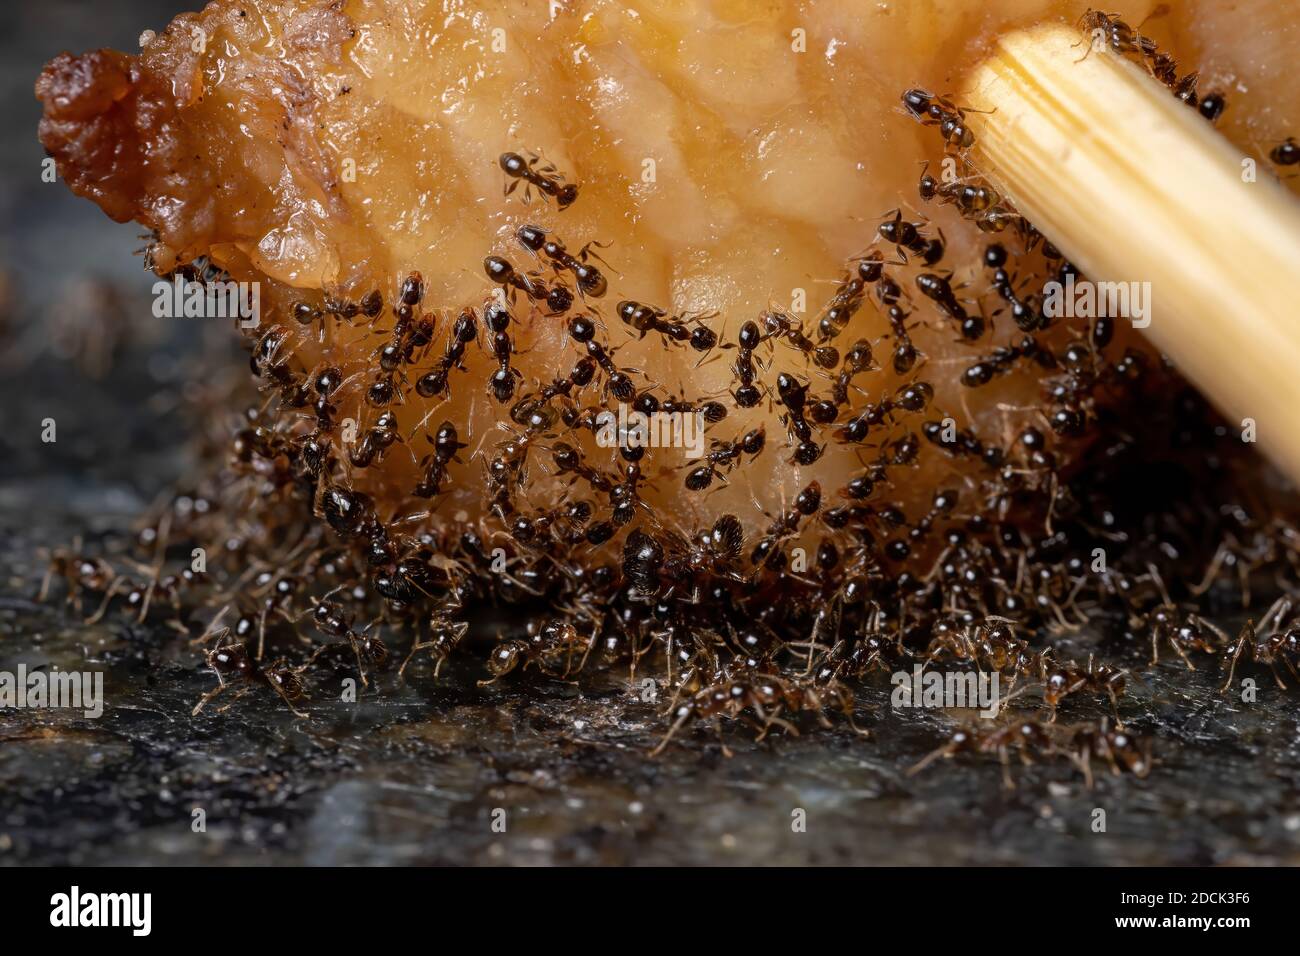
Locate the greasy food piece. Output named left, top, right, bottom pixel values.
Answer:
left=34, top=0, right=1282, bottom=570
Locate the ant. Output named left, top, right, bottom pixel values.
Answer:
left=1040, top=653, right=1128, bottom=724
left=763, top=310, right=838, bottom=369
left=192, top=640, right=310, bottom=717
left=616, top=299, right=717, bottom=353
left=567, top=315, right=638, bottom=401
left=1220, top=596, right=1300, bottom=690
left=302, top=589, right=388, bottom=686
left=414, top=420, right=465, bottom=498
left=837, top=381, right=933, bottom=444
left=348, top=410, right=402, bottom=469
left=729, top=319, right=765, bottom=408
left=908, top=720, right=1057, bottom=789
left=1067, top=718, right=1152, bottom=788
left=499, top=151, right=579, bottom=209
left=878, top=209, right=932, bottom=261
left=772, top=373, right=822, bottom=466
left=483, top=255, right=551, bottom=304
left=399, top=610, right=469, bottom=679
left=39, top=540, right=118, bottom=613
left=484, top=301, right=522, bottom=403
left=479, top=618, right=593, bottom=683
left=1076, top=10, right=1155, bottom=59
left=415, top=309, right=478, bottom=399
left=916, top=271, right=983, bottom=338
left=985, top=248, right=1046, bottom=332
left=515, top=224, right=609, bottom=298
left=899, top=88, right=980, bottom=149
left=816, top=270, right=866, bottom=343
left=961, top=335, right=1057, bottom=388
left=684, top=427, right=765, bottom=491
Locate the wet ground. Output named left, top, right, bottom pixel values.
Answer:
left=5, top=0, right=1300, bottom=868
left=5, top=482, right=1300, bottom=866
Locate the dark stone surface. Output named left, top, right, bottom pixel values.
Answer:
left=3, top=0, right=1300, bottom=868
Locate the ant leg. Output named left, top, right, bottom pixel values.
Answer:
left=1073, top=747, right=1095, bottom=790
left=192, top=681, right=230, bottom=717
left=1270, top=662, right=1288, bottom=690
left=907, top=741, right=956, bottom=777
left=85, top=576, right=127, bottom=625
left=38, top=564, right=57, bottom=603
left=269, top=681, right=309, bottom=718
left=349, top=635, right=369, bottom=687
left=1191, top=543, right=1229, bottom=595
left=998, top=746, right=1015, bottom=790
left=651, top=706, right=695, bottom=757
left=1220, top=626, right=1250, bottom=694
left=257, top=606, right=270, bottom=661
left=398, top=639, right=429, bottom=678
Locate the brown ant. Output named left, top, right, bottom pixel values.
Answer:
left=301, top=588, right=388, bottom=686
left=908, top=720, right=1057, bottom=789
left=1220, top=596, right=1300, bottom=690
left=399, top=610, right=469, bottom=679
left=1040, top=653, right=1128, bottom=725
left=480, top=618, right=592, bottom=683
left=192, top=639, right=310, bottom=718
left=1067, top=718, right=1152, bottom=788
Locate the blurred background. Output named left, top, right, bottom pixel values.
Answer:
left=0, top=0, right=220, bottom=509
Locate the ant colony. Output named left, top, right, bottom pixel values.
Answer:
left=31, top=1, right=1300, bottom=787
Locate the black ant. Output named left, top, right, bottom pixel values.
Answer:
left=499, top=151, right=579, bottom=209
left=878, top=209, right=931, bottom=261
left=837, top=381, right=933, bottom=444
left=816, top=270, right=866, bottom=343
left=961, top=335, right=1057, bottom=387
left=415, top=308, right=478, bottom=399
left=515, top=224, right=609, bottom=298
left=616, top=299, right=714, bottom=349
left=775, top=372, right=821, bottom=465
left=484, top=301, right=521, bottom=403
left=414, top=420, right=465, bottom=499
left=899, top=88, right=979, bottom=149
left=483, top=254, right=551, bottom=303
left=684, top=427, right=765, bottom=491
left=349, top=410, right=402, bottom=469
left=763, top=310, right=838, bottom=369
left=729, top=319, right=764, bottom=408
left=567, top=314, right=638, bottom=401
left=916, top=271, right=984, bottom=339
